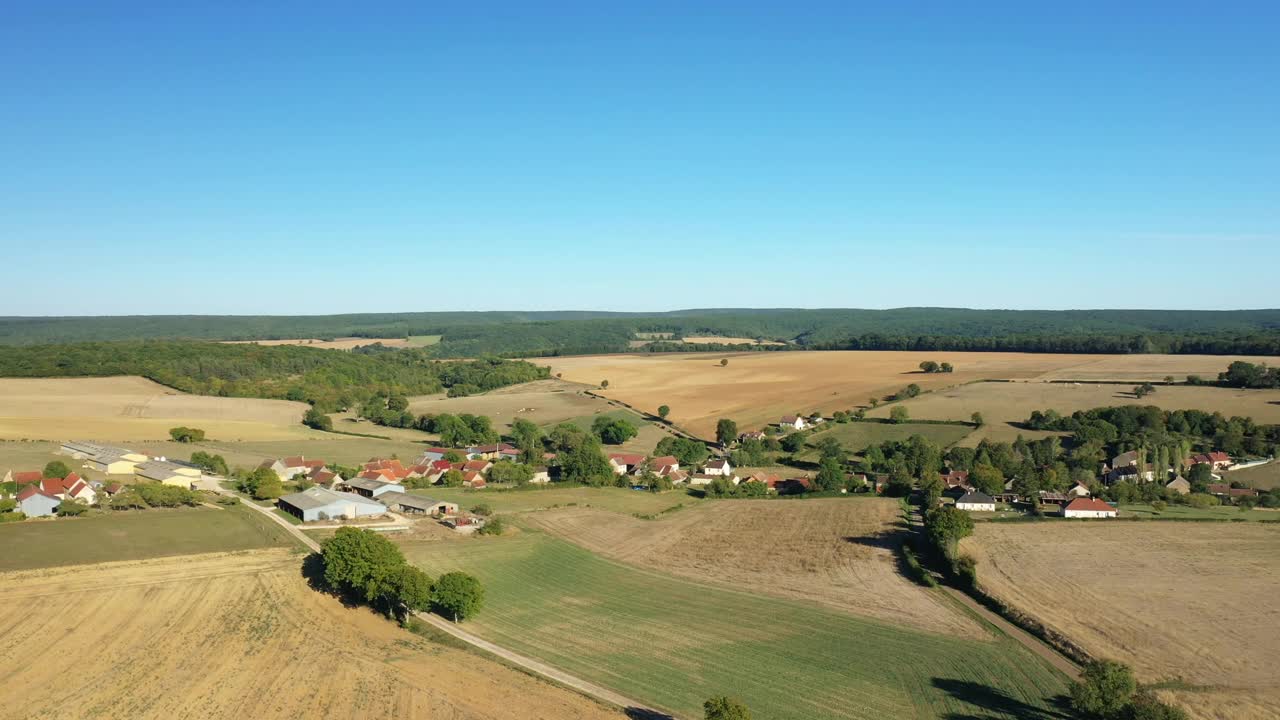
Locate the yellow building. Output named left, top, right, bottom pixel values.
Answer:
left=135, top=461, right=201, bottom=487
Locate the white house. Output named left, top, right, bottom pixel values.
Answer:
left=1061, top=497, right=1118, bottom=518
left=702, top=459, right=733, bottom=477
left=16, top=486, right=61, bottom=517
left=608, top=453, right=645, bottom=475
left=778, top=415, right=807, bottom=431
left=955, top=491, right=996, bottom=512
left=1067, top=482, right=1092, bottom=498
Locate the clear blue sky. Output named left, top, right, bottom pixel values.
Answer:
left=2, top=1, right=1277, bottom=315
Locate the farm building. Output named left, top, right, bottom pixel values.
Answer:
left=462, top=459, right=492, bottom=474
left=462, top=471, right=487, bottom=488
left=1190, top=452, right=1233, bottom=471
left=379, top=492, right=458, bottom=516
left=1061, top=497, right=1118, bottom=518
left=940, top=470, right=971, bottom=491
left=260, top=456, right=326, bottom=481
left=15, top=486, right=61, bottom=517
left=608, top=453, right=645, bottom=475
left=415, top=448, right=452, bottom=463
left=1208, top=484, right=1259, bottom=501
left=955, top=492, right=996, bottom=512
left=135, top=461, right=201, bottom=487
left=465, top=443, right=519, bottom=460
left=277, top=487, right=386, bottom=522
left=1067, top=482, right=1092, bottom=498
left=10, top=470, right=43, bottom=486
left=529, top=467, right=551, bottom=484
left=344, top=477, right=405, bottom=499
left=778, top=415, right=807, bottom=431
left=60, top=441, right=148, bottom=474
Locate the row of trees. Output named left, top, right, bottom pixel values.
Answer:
left=918, top=361, right=954, bottom=373
left=321, top=527, right=484, bottom=621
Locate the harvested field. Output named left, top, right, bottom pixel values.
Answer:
left=0, top=505, right=298, bottom=572
left=402, top=531, right=1069, bottom=720
left=1227, top=459, right=1280, bottom=490
left=408, top=379, right=605, bottom=431
left=544, top=352, right=1277, bottom=438
left=412, top=486, right=697, bottom=516
left=524, top=498, right=977, bottom=636
left=0, top=550, right=619, bottom=720
left=868, top=381, right=1280, bottom=442
left=0, top=376, right=313, bottom=441
left=963, top=522, right=1280, bottom=717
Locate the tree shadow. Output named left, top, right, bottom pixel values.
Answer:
left=300, top=552, right=359, bottom=608
left=843, top=530, right=899, bottom=550
left=624, top=709, right=676, bottom=720
left=932, top=678, right=1073, bottom=720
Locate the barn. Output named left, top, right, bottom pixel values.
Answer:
left=277, top=487, right=386, bottom=522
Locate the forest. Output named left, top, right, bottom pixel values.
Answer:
left=3, top=308, right=1279, bottom=357
left=0, top=341, right=549, bottom=411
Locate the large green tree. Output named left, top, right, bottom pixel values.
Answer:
left=715, top=418, right=738, bottom=446
left=703, top=696, right=751, bottom=720
left=43, top=461, right=70, bottom=479
left=1069, top=660, right=1137, bottom=719
left=431, top=571, right=485, bottom=621
left=322, top=527, right=410, bottom=614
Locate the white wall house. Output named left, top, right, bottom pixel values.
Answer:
left=955, top=492, right=996, bottom=512
left=1062, top=498, right=1118, bottom=518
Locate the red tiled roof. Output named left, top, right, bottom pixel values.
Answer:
left=17, top=485, right=59, bottom=502
left=105, top=482, right=124, bottom=493
left=430, top=460, right=453, bottom=471
left=12, top=471, right=43, bottom=485
left=1064, top=497, right=1115, bottom=513
left=463, top=460, right=491, bottom=472
left=608, top=453, right=645, bottom=466
left=649, top=456, right=678, bottom=467
left=302, top=459, right=326, bottom=468
left=39, top=477, right=66, bottom=495
left=283, top=456, right=305, bottom=467
left=705, top=459, right=729, bottom=469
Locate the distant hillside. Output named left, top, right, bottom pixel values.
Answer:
left=2, top=308, right=1279, bottom=356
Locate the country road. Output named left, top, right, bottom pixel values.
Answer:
left=227, top=489, right=674, bottom=718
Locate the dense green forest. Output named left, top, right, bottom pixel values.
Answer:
left=2, top=308, right=1279, bottom=356
left=0, top=341, right=549, bottom=411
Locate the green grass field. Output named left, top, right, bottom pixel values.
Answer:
left=802, top=421, right=973, bottom=459
left=1118, top=503, right=1279, bottom=521
left=402, top=531, right=1069, bottom=719
left=551, top=408, right=667, bottom=455
left=0, top=504, right=299, bottom=572
left=407, top=334, right=443, bottom=346
left=411, top=485, right=697, bottom=515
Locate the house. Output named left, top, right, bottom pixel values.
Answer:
left=102, top=482, right=125, bottom=497
left=12, top=470, right=43, bottom=486
left=416, top=448, right=452, bottom=463
left=665, top=469, right=689, bottom=485
left=702, top=459, right=733, bottom=477
left=1165, top=476, right=1191, bottom=495
left=345, top=477, right=405, bottom=499
left=741, top=471, right=782, bottom=490
left=378, top=492, right=458, bottom=516
left=277, top=487, right=386, bottom=522
left=60, top=474, right=97, bottom=505
left=134, top=461, right=201, bottom=487
left=15, top=485, right=61, bottom=517
left=940, top=470, right=972, bottom=491
left=645, top=456, right=681, bottom=476
left=359, top=468, right=397, bottom=482
left=776, top=477, right=812, bottom=495
left=1190, top=452, right=1233, bottom=471
left=608, top=453, right=646, bottom=475
left=466, top=443, right=518, bottom=460
left=406, top=464, right=432, bottom=479
left=778, top=415, right=808, bottom=431
left=363, top=458, right=410, bottom=480
left=309, top=469, right=340, bottom=487
left=1067, top=482, right=1092, bottom=498
left=1112, top=450, right=1140, bottom=469
left=955, top=491, right=996, bottom=511
left=462, top=459, right=493, bottom=475
left=1208, top=483, right=1259, bottom=500
left=738, top=431, right=766, bottom=442
left=1062, top=497, right=1118, bottom=518
left=529, top=467, right=552, bottom=484
left=1106, top=465, right=1141, bottom=485
left=462, top=471, right=487, bottom=488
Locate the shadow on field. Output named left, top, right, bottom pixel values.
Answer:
left=843, top=530, right=901, bottom=550
left=300, top=552, right=358, bottom=608
left=932, top=678, right=1073, bottom=720
left=625, top=708, right=676, bottom=720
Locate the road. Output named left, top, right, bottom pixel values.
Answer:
left=224, top=488, right=673, bottom=718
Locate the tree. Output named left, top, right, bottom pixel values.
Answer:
left=592, top=416, right=638, bottom=445
left=1127, top=688, right=1189, bottom=720
left=715, top=418, right=739, bottom=446
left=1069, top=660, right=1137, bottom=719
left=559, top=436, right=614, bottom=485
left=391, top=565, right=435, bottom=614
left=971, top=412, right=984, bottom=426
left=387, top=395, right=409, bottom=412
left=919, top=361, right=939, bottom=373
left=658, top=405, right=670, bottom=420
left=488, top=461, right=533, bottom=485
left=703, top=695, right=751, bottom=720
left=815, top=436, right=843, bottom=461
left=440, top=469, right=464, bottom=487
left=190, top=451, right=229, bottom=476
left=43, top=461, right=70, bottom=479
left=940, top=362, right=953, bottom=373
left=890, top=406, right=910, bottom=424
left=869, top=397, right=879, bottom=408
left=303, top=407, right=333, bottom=431
left=814, top=457, right=846, bottom=491
left=432, top=571, right=485, bottom=621
left=477, top=516, right=506, bottom=535
left=253, top=473, right=283, bottom=500
left=924, top=505, right=974, bottom=559
left=780, top=433, right=806, bottom=454
left=654, top=436, right=710, bottom=467
left=510, top=417, right=544, bottom=463
left=970, top=464, right=1004, bottom=496
left=719, top=358, right=729, bottom=367
left=1186, top=463, right=1214, bottom=493
left=168, top=426, right=206, bottom=442
left=322, top=527, right=409, bottom=613
left=600, top=379, right=609, bottom=389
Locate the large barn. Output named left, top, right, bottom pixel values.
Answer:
left=277, top=487, right=386, bottom=522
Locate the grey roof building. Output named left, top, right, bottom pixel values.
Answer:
left=345, top=477, right=405, bottom=498
left=277, top=487, right=386, bottom=522
left=379, top=491, right=458, bottom=516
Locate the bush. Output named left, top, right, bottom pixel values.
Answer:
left=303, top=408, right=333, bottom=431
left=1070, top=660, right=1136, bottom=718
left=1186, top=493, right=1220, bottom=509
left=476, top=516, right=505, bottom=536
left=168, top=426, right=206, bottom=442
left=703, top=696, right=751, bottom=720
left=469, top=503, right=493, bottom=517
left=0, top=511, right=26, bottom=523
left=133, top=483, right=200, bottom=507
left=56, top=500, right=88, bottom=516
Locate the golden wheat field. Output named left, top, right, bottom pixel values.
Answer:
left=524, top=497, right=978, bottom=637
left=963, top=522, right=1280, bottom=719
left=0, top=376, right=315, bottom=441
left=0, top=550, right=619, bottom=720
left=543, top=352, right=1276, bottom=438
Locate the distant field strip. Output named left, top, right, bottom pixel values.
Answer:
left=403, top=532, right=1069, bottom=720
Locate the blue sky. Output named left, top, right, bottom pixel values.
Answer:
left=2, top=1, right=1276, bottom=315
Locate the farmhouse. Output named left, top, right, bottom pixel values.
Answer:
left=15, top=486, right=60, bottom=517
left=260, top=456, right=325, bottom=481
left=378, top=492, right=458, bottom=516
left=60, top=441, right=149, bottom=474
left=940, top=470, right=972, bottom=491
left=345, top=477, right=405, bottom=499
left=702, top=459, right=733, bottom=477
left=646, top=456, right=681, bottom=476
left=134, top=461, right=201, bottom=487
left=529, top=467, right=552, bottom=484
left=955, top=491, right=996, bottom=512
left=462, top=471, right=487, bottom=488
left=738, top=430, right=766, bottom=442
left=309, top=469, right=340, bottom=487
left=277, top=487, right=386, bottom=522
left=1112, top=450, right=1139, bottom=468
left=462, top=459, right=493, bottom=475
left=1190, top=452, right=1233, bottom=471
left=608, top=453, right=645, bottom=475
left=1208, top=483, right=1259, bottom=501
left=1165, top=476, right=1191, bottom=495
left=466, top=443, right=519, bottom=460
left=415, top=447, right=452, bottom=463
left=778, top=415, right=808, bottom=431
left=11, top=470, right=43, bottom=486
left=1067, top=482, right=1092, bottom=498
left=363, top=458, right=410, bottom=480
left=1062, top=497, right=1118, bottom=518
